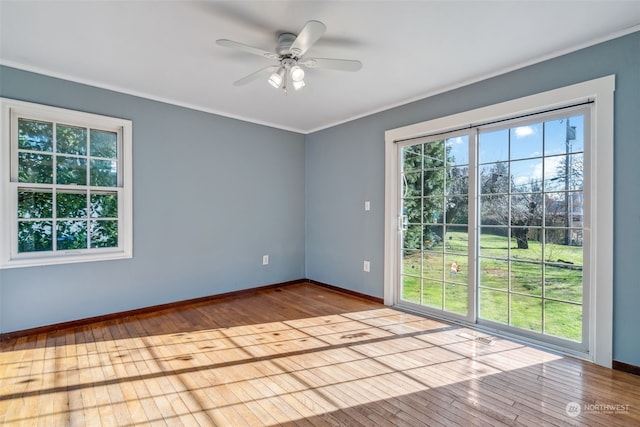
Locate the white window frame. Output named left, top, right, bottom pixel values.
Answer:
left=0, top=98, right=133, bottom=268
left=384, top=76, right=614, bottom=367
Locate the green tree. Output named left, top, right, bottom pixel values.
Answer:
left=402, top=140, right=455, bottom=252
left=15, top=120, right=120, bottom=252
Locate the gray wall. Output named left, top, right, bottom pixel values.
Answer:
left=2, top=31, right=638, bottom=367
left=305, top=31, right=640, bottom=366
left=0, top=66, right=306, bottom=332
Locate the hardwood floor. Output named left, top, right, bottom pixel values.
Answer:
left=1, top=282, right=639, bottom=426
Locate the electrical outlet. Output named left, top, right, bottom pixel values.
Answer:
left=262, top=255, right=269, bottom=265
left=364, top=200, right=371, bottom=211
left=363, top=260, right=370, bottom=272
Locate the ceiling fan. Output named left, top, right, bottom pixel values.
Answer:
left=216, top=20, right=362, bottom=93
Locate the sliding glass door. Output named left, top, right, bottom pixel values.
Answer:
left=400, top=133, right=471, bottom=319
left=477, top=112, right=586, bottom=347
left=397, top=107, right=589, bottom=352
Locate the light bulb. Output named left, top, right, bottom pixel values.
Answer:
left=290, top=65, right=305, bottom=82
left=268, top=69, right=284, bottom=88
left=293, top=80, right=306, bottom=91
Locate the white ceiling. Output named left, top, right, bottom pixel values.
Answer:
left=1, top=1, right=639, bottom=133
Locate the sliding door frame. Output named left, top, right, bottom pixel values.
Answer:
left=384, top=75, right=614, bottom=367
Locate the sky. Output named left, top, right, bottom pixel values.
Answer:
left=477, top=114, right=584, bottom=191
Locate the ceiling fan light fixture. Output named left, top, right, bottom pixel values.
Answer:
left=290, top=65, right=305, bottom=82
left=293, top=80, right=306, bottom=91
left=218, top=20, right=361, bottom=93
left=268, top=68, right=284, bottom=88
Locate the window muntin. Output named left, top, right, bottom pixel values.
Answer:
left=1, top=98, right=132, bottom=268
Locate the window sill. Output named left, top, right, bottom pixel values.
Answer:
left=0, top=250, right=132, bottom=269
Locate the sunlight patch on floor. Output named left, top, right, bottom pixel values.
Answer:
left=0, top=307, right=565, bottom=425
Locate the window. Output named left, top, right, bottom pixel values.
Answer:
left=1, top=98, right=132, bottom=268
left=385, top=76, right=614, bottom=366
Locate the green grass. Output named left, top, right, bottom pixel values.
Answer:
left=401, top=231, right=583, bottom=341
left=479, top=232, right=583, bottom=265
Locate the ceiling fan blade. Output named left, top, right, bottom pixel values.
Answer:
left=216, top=39, right=278, bottom=59
left=233, top=66, right=279, bottom=86
left=301, top=58, right=362, bottom=72
left=289, top=20, right=326, bottom=56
